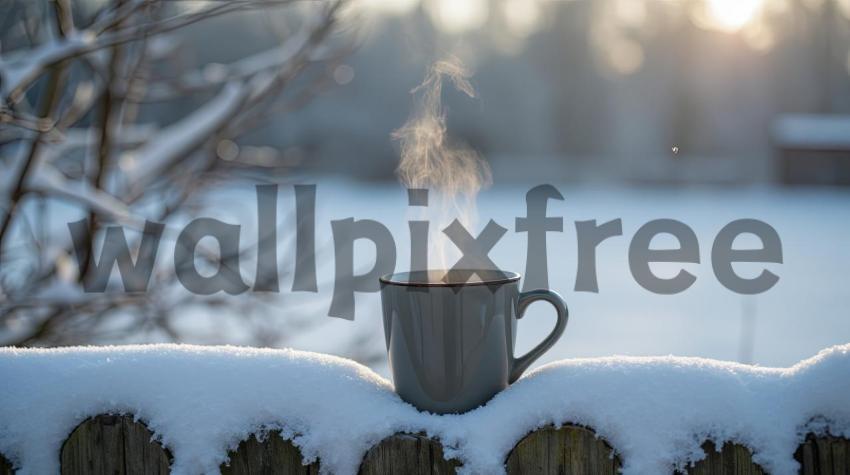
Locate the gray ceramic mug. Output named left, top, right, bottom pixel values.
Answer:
left=379, top=269, right=568, bottom=414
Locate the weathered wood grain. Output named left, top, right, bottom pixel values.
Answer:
left=60, top=414, right=170, bottom=475
left=796, top=433, right=850, bottom=474
left=359, top=433, right=460, bottom=475
left=505, top=425, right=621, bottom=475
left=221, top=431, right=319, bottom=475
left=32, top=413, right=850, bottom=475
left=684, top=441, right=765, bottom=475
left=0, top=453, right=13, bottom=475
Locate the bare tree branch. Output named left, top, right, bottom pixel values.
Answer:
left=0, top=0, right=349, bottom=349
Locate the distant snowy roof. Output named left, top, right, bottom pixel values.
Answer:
left=1, top=344, right=849, bottom=474
left=773, top=114, right=850, bottom=150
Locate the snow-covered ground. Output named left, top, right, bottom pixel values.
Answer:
left=225, top=179, right=850, bottom=373
left=1, top=344, right=849, bottom=474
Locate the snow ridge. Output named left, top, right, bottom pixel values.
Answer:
left=0, top=344, right=848, bottom=474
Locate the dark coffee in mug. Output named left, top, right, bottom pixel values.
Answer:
left=379, top=269, right=568, bottom=414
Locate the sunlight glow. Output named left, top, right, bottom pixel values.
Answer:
left=427, top=0, right=489, bottom=34
left=706, top=0, right=763, bottom=31
left=502, top=0, right=542, bottom=37
left=613, top=0, right=647, bottom=28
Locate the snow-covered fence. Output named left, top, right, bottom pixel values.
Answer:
left=2, top=344, right=850, bottom=474
left=1, top=414, right=847, bottom=474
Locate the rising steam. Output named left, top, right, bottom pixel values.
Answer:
left=394, top=58, right=491, bottom=202
left=393, top=58, right=492, bottom=272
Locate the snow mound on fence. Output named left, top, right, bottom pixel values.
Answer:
left=1, top=344, right=849, bottom=475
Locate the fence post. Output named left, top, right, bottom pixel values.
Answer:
left=60, top=414, right=170, bottom=475
left=505, top=425, right=620, bottom=474
left=796, top=433, right=850, bottom=474
left=684, top=441, right=765, bottom=474
left=221, top=431, right=319, bottom=474
left=0, top=453, right=12, bottom=475
left=359, top=433, right=459, bottom=475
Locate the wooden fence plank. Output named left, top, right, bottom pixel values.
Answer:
left=358, top=433, right=460, bottom=475
left=796, top=434, right=850, bottom=474
left=0, top=453, right=12, bottom=475
left=60, top=414, right=170, bottom=475
left=505, top=425, right=620, bottom=475
left=221, top=431, right=319, bottom=475
left=684, top=441, right=765, bottom=475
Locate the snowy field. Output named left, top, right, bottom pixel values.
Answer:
left=1, top=343, right=849, bottom=474
left=183, top=178, right=850, bottom=374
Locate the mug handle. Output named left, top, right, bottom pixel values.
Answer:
left=509, top=289, right=569, bottom=383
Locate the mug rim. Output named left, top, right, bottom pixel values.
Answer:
left=379, top=269, right=521, bottom=287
